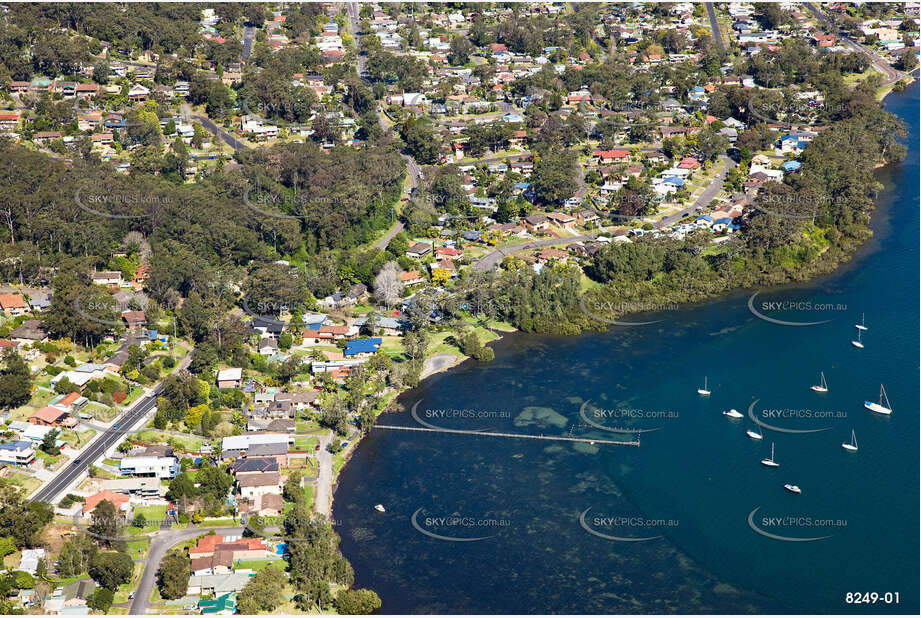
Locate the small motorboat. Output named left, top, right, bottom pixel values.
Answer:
left=784, top=484, right=802, bottom=494
left=723, top=408, right=743, bottom=419
left=746, top=426, right=763, bottom=440
left=374, top=504, right=386, bottom=513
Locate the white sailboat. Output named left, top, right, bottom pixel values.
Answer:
left=784, top=484, right=802, bottom=494
left=810, top=371, right=828, bottom=393
left=842, top=429, right=858, bottom=452
left=723, top=408, right=743, bottom=419
left=855, top=313, right=868, bottom=331
left=851, top=329, right=864, bottom=348
left=864, top=384, right=892, bottom=415
left=697, top=376, right=710, bottom=396
left=746, top=425, right=763, bottom=440
left=761, top=442, right=780, bottom=467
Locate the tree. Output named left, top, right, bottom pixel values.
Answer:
left=399, top=118, right=440, bottom=164
left=0, top=485, right=53, bottom=548
left=0, top=352, right=32, bottom=408
left=87, top=587, right=113, bottom=612
left=88, top=551, right=133, bottom=590
left=237, top=564, right=287, bottom=614
left=448, top=36, right=474, bottom=66
left=373, top=262, right=403, bottom=308
left=57, top=534, right=97, bottom=578
left=156, top=549, right=190, bottom=600
left=531, top=149, right=578, bottom=204
left=88, top=500, right=122, bottom=548
left=334, top=589, right=382, bottom=614
left=40, top=429, right=61, bottom=456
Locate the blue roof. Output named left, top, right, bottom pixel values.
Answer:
left=344, top=338, right=383, bottom=356
left=697, top=215, right=713, bottom=222
left=0, top=440, right=33, bottom=451
left=714, top=217, right=733, bottom=225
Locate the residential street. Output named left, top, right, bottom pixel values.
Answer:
left=655, top=155, right=736, bottom=229
left=314, top=431, right=334, bottom=517
left=129, top=526, right=243, bottom=616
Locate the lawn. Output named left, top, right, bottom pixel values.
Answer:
left=233, top=557, right=285, bottom=572
left=127, top=505, right=168, bottom=533
left=132, top=430, right=205, bottom=453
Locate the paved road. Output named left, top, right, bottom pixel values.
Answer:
left=705, top=3, right=725, bottom=52
left=31, top=354, right=193, bottom=504
left=473, top=235, right=597, bottom=272
left=193, top=114, right=249, bottom=151
left=242, top=26, right=255, bottom=59
left=655, top=155, right=735, bottom=229
left=314, top=432, right=333, bottom=517
left=129, top=526, right=243, bottom=616
left=31, top=392, right=159, bottom=503
left=804, top=3, right=904, bottom=87
left=347, top=2, right=368, bottom=77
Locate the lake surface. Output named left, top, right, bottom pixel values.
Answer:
left=333, top=82, right=919, bottom=614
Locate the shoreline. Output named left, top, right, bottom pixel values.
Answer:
left=326, top=75, right=915, bottom=589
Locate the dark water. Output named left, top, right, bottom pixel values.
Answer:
left=333, top=82, right=919, bottom=614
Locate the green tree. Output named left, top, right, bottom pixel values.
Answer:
left=0, top=352, right=32, bottom=408
left=87, top=587, right=114, bottom=612
left=40, top=429, right=61, bottom=456
left=237, top=564, right=287, bottom=614
left=334, top=589, right=382, bottom=615
left=0, top=485, right=53, bottom=547
left=88, top=500, right=122, bottom=548
left=88, top=551, right=133, bottom=590
left=57, top=534, right=97, bottom=578
left=156, top=549, right=190, bottom=600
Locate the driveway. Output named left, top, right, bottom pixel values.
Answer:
left=314, top=431, right=334, bottom=517
left=129, top=526, right=243, bottom=615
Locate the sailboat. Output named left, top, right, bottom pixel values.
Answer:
left=761, top=442, right=780, bottom=467
left=851, top=328, right=864, bottom=348
left=864, top=384, right=892, bottom=415
left=810, top=371, right=828, bottom=393
left=855, top=313, right=868, bottom=331
left=842, top=429, right=858, bottom=452
left=746, top=425, right=763, bottom=440
left=784, top=484, right=802, bottom=494
left=697, top=376, right=710, bottom=396
left=723, top=408, right=743, bottom=419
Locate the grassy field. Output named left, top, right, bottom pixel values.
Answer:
left=233, top=557, right=285, bottom=571
left=126, top=505, right=168, bottom=534
left=132, top=430, right=206, bottom=452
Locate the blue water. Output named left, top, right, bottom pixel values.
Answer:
left=333, top=82, right=919, bottom=614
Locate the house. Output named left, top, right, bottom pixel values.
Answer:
left=523, top=214, right=549, bottom=231
left=400, top=270, right=425, bottom=285
left=250, top=317, right=284, bottom=338
left=121, top=310, right=146, bottom=329
left=29, top=292, right=52, bottom=311
left=677, top=157, right=700, bottom=170
left=352, top=316, right=405, bottom=336
left=217, top=367, right=243, bottom=389
left=191, top=551, right=234, bottom=577
left=9, top=319, right=47, bottom=343
left=406, top=242, right=432, bottom=259
left=18, top=548, right=45, bottom=575
left=243, top=442, right=289, bottom=466
left=98, top=477, right=162, bottom=497
left=0, top=293, right=27, bottom=316
left=343, top=338, right=383, bottom=357
left=221, top=433, right=290, bottom=460
left=0, top=441, right=35, bottom=467
left=91, top=271, right=122, bottom=287
left=29, top=406, right=70, bottom=427
left=594, top=149, right=630, bottom=164
left=251, top=400, right=294, bottom=420
left=236, top=471, right=282, bottom=499
left=127, top=84, right=149, bottom=101
left=82, top=490, right=130, bottom=516
left=119, top=455, right=179, bottom=479
left=257, top=338, right=278, bottom=356
left=187, top=573, right=253, bottom=597
left=231, top=457, right=279, bottom=474
left=50, top=392, right=88, bottom=414
left=237, top=493, right=283, bottom=517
